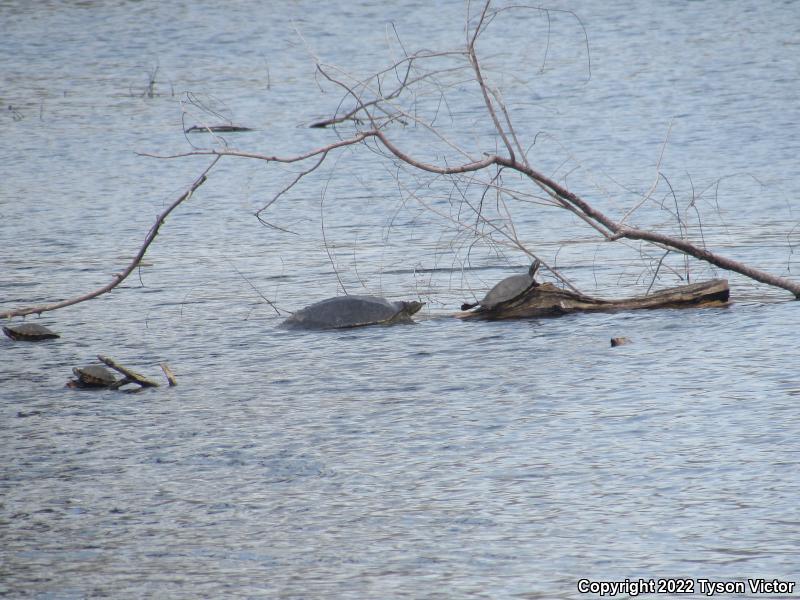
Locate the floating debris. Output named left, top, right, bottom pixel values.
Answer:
left=98, top=355, right=159, bottom=388
left=184, top=124, right=253, bottom=133
left=160, top=362, right=177, bottom=386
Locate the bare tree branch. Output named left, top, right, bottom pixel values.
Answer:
left=1, top=157, right=220, bottom=319
left=148, top=120, right=800, bottom=298
left=467, top=1, right=517, bottom=162
left=8, top=0, right=799, bottom=323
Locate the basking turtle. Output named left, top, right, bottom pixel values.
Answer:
left=283, top=295, right=424, bottom=329
left=71, top=366, right=118, bottom=388
left=3, top=323, right=60, bottom=341
left=461, top=260, right=541, bottom=311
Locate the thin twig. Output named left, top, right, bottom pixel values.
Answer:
left=228, top=259, right=282, bottom=315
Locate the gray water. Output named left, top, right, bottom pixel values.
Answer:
left=2, top=1, right=799, bottom=598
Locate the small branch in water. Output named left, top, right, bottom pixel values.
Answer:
left=0, top=156, right=220, bottom=319
left=228, top=259, right=282, bottom=315
left=160, top=363, right=177, bottom=386
left=99, top=355, right=159, bottom=388
left=184, top=124, right=254, bottom=133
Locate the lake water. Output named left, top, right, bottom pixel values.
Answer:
left=2, top=1, right=799, bottom=598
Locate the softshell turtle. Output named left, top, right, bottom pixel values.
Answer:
left=461, top=260, right=541, bottom=311
left=71, top=365, right=117, bottom=388
left=3, top=323, right=60, bottom=341
left=283, top=295, right=424, bottom=329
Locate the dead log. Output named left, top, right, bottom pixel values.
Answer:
left=184, top=124, right=253, bottom=133
left=457, top=278, right=730, bottom=320
left=97, top=355, right=160, bottom=387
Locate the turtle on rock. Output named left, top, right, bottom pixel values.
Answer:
left=3, top=323, right=60, bottom=341
left=461, top=260, right=541, bottom=311
left=283, top=295, right=424, bottom=330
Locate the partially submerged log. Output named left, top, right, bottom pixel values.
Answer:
left=67, top=356, right=171, bottom=391
left=458, top=279, right=730, bottom=320
left=98, top=355, right=160, bottom=388
left=184, top=124, right=254, bottom=133
left=160, top=362, right=178, bottom=387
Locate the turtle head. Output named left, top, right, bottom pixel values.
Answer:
left=401, top=300, right=425, bottom=316
left=528, top=259, right=542, bottom=278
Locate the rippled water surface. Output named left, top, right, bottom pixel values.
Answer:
left=2, top=1, right=800, bottom=598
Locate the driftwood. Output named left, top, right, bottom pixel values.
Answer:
left=67, top=356, right=171, bottom=391
left=184, top=124, right=254, bottom=133
left=98, top=355, right=160, bottom=388
left=458, top=279, right=729, bottom=320
left=160, top=362, right=178, bottom=386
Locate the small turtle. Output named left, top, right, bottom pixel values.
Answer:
left=71, top=366, right=118, bottom=388
left=3, top=323, right=60, bottom=341
left=283, top=295, right=424, bottom=329
left=461, top=260, right=541, bottom=311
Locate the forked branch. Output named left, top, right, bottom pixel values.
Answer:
left=5, top=0, right=798, bottom=323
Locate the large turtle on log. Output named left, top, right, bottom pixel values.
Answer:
left=461, top=260, right=541, bottom=311
left=3, top=323, right=60, bottom=341
left=283, top=295, right=424, bottom=329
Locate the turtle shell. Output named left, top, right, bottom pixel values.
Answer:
left=3, top=323, right=60, bottom=341
left=479, top=261, right=540, bottom=310
left=283, top=295, right=424, bottom=329
left=73, top=366, right=117, bottom=387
